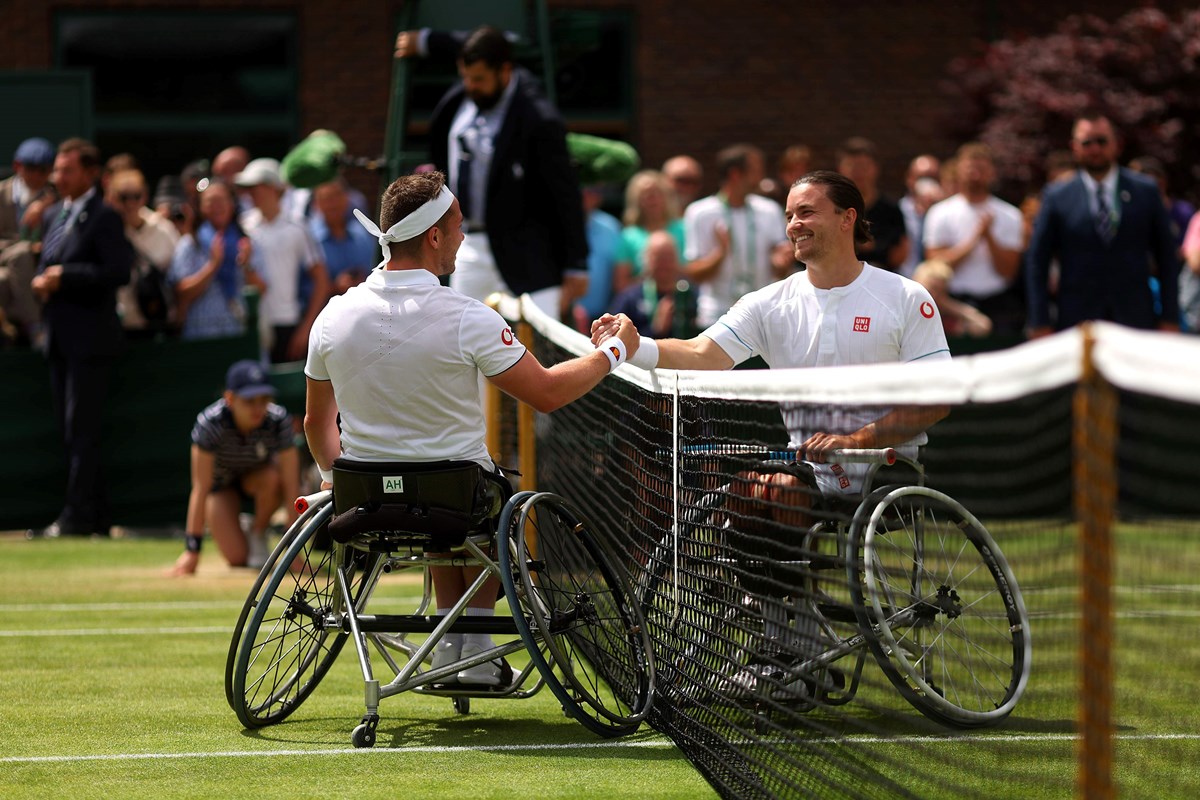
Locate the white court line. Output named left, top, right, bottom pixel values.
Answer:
left=3, top=732, right=1198, bottom=765
left=0, top=626, right=230, bottom=637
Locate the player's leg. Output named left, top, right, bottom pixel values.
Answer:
left=207, top=488, right=249, bottom=567
left=240, top=464, right=283, bottom=568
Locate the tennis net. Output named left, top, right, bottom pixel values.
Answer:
left=498, top=297, right=1200, bottom=800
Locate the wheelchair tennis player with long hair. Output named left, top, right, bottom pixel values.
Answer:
left=638, top=443, right=1030, bottom=730
left=224, top=172, right=654, bottom=747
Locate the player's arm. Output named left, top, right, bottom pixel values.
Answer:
left=590, top=313, right=735, bottom=371
left=169, top=445, right=215, bottom=576
left=800, top=405, right=950, bottom=463
left=488, top=315, right=640, bottom=413
left=303, top=377, right=341, bottom=486
left=276, top=445, right=301, bottom=523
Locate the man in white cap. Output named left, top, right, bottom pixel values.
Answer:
left=235, top=157, right=329, bottom=362
left=304, top=169, right=640, bottom=686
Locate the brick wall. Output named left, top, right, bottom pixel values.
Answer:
left=1, top=0, right=1190, bottom=200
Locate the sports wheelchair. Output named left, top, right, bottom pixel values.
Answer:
left=638, top=447, right=1030, bottom=729
left=225, top=459, right=655, bottom=747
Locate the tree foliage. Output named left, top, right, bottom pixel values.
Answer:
left=943, top=6, right=1200, bottom=199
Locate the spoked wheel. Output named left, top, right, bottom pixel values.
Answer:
left=847, top=485, right=1031, bottom=728
left=498, top=492, right=654, bottom=737
left=226, top=498, right=382, bottom=728
left=637, top=488, right=752, bottom=708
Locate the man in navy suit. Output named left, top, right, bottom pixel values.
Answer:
left=396, top=25, right=588, bottom=319
left=28, top=138, right=133, bottom=538
left=1026, top=113, right=1180, bottom=336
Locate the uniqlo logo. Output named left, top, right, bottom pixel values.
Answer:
left=853, top=316, right=871, bottom=332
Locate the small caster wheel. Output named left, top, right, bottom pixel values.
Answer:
left=453, top=697, right=470, bottom=715
left=352, top=723, right=376, bottom=748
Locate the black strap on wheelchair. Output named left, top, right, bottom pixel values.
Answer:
left=327, top=459, right=511, bottom=547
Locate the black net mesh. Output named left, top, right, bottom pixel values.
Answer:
left=504, top=311, right=1200, bottom=800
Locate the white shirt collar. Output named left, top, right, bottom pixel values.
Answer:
left=367, top=268, right=441, bottom=287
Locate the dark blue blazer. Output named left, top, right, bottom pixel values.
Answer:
left=37, top=188, right=134, bottom=357
left=425, top=33, right=587, bottom=294
left=1026, top=168, right=1180, bottom=330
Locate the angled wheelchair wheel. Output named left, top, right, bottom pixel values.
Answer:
left=847, top=485, right=1031, bottom=728
left=637, top=487, right=752, bottom=707
left=499, top=492, right=654, bottom=737
left=226, top=498, right=381, bottom=728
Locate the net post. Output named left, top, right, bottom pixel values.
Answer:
left=1074, top=323, right=1116, bottom=800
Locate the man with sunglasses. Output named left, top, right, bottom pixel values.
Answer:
left=1026, top=112, right=1181, bottom=335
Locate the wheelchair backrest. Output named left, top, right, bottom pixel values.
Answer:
left=328, top=459, right=509, bottom=547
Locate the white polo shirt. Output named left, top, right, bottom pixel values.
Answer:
left=703, top=264, right=951, bottom=496
left=304, top=268, right=526, bottom=467
left=684, top=193, right=788, bottom=327
left=922, top=193, right=1023, bottom=298
left=246, top=213, right=324, bottom=325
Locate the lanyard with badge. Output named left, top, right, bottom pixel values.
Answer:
left=720, top=194, right=757, bottom=298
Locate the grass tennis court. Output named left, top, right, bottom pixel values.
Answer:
left=0, top=533, right=715, bottom=800
left=3, top=522, right=1198, bottom=799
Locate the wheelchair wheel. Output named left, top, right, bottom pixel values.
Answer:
left=226, top=499, right=381, bottom=728
left=637, top=487, right=752, bottom=707
left=847, top=485, right=1031, bottom=728
left=498, top=492, right=654, bottom=737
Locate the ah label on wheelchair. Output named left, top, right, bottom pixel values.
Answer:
left=225, top=460, right=656, bottom=747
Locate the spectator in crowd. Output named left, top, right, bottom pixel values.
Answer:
left=684, top=143, right=791, bottom=327
left=1179, top=211, right=1200, bottom=332
left=100, top=153, right=137, bottom=193
left=758, top=143, right=813, bottom=206
left=169, top=177, right=264, bottom=340
left=572, top=181, right=623, bottom=332
left=309, top=178, right=376, bottom=296
left=235, top=157, right=328, bottom=362
left=27, top=138, right=133, bottom=539
left=106, top=168, right=179, bottom=334
left=395, top=25, right=588, bottom=319
left=922, top=142, right=1025, bottom=335
left=912, top=258, right=993, bottom=338
left=0, top=137, right=57, bottom=346
left=898, top=153, right=942, bottom=276
left=153, top=175, right=194, bottom=239
left=610, top=229, right=699, bottom=339
left=1026, top=113, right=1180, bottom=335
left=661, top=154, right=705, bottom=209
left=836, top=136, right=908, bottom=271
left=167, top=359, right=299, bottom=577
left=212, top=145, right=253, bottom=215
left=1129, top=155, right=1196, bottom=252
left=613, top=169, right=687, bottom=293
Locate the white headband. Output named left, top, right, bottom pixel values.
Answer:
left=353, top=187, right=456, bottom=261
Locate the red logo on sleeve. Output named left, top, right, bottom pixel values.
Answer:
left=501, top=327, right=514, bottom=345
left=853, top=316, right=871, bottom=332
left=920, top=302, right=935, bottom=319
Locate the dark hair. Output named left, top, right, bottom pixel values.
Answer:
left=794, top=170, right=874, bottom=247
left=460, top=26, right=512, bottom=70
left=379, top=171, right=452, bottom=258
left=715, top=143, right=762, bottom=181
left=835, top=136, right=879, bottom=164
left=57, top=137, right=102, bottom=171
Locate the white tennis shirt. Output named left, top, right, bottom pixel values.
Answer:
left=305, top=268, right=526, bottom=467
left=703, top=264, right=951, bottom=495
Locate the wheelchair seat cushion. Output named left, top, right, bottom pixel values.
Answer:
left=328, top=459, right=510, bottom=547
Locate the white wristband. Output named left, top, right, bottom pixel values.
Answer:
left=597, top=336, right=627, bottom=372
left=628, top=336, right=659, bottom=370
left=318, top=466, right=334, bottom=484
